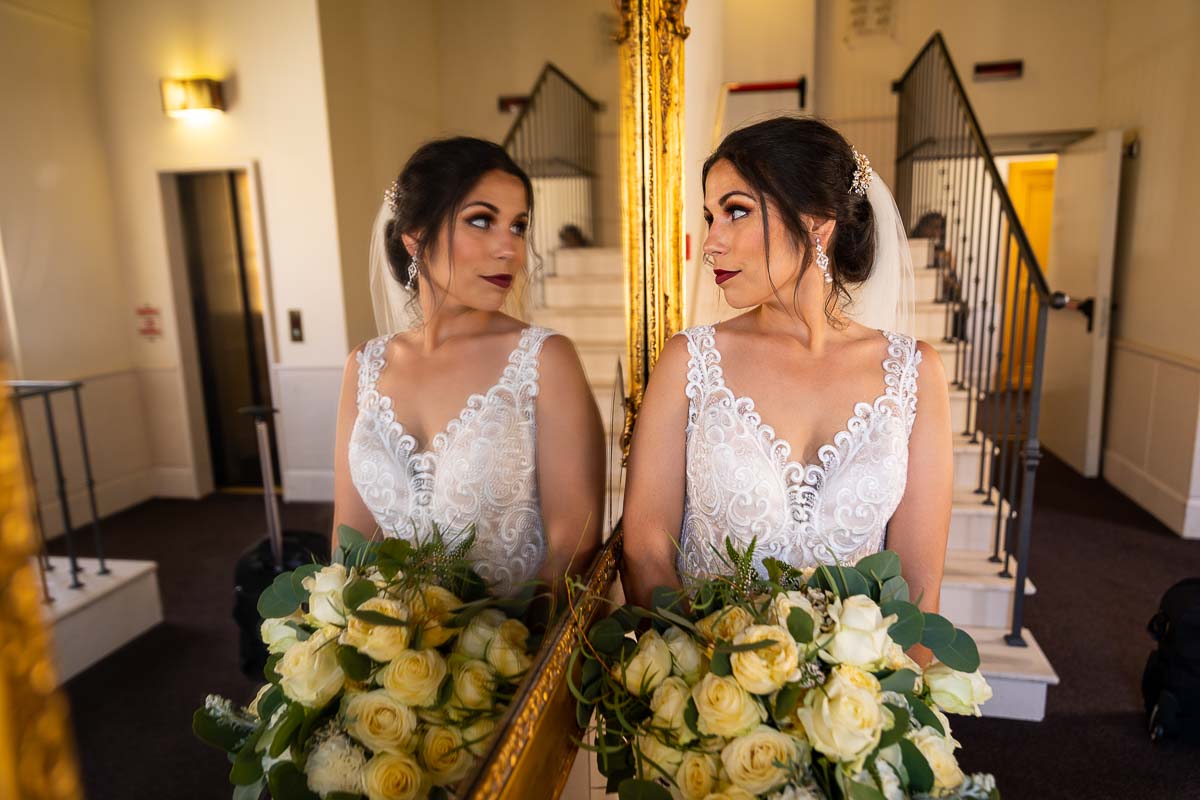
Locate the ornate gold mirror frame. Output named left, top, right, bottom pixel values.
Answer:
left=458, top=1, right=687, bottom=797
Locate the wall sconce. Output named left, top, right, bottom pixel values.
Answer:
left=160, top=78, right=225, bottom=119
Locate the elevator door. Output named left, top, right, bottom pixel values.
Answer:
left=176, top=171, right=277, bottom=489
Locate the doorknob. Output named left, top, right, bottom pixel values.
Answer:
left=1050, top=291, right=1096, bottom=333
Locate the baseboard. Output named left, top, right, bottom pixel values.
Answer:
left=283, top=468, right=334, bottom=502
left=151, top=465, right=203, bottom=498
left=1103, top=448, right=1199, bottom=539
left=37, top=468, right=156, bottom=540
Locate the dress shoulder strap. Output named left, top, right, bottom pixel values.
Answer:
left=507, top=325, right=559, bottom=405
left=881, top=331, right=922, bottom=434
left=355, top=334, right=392, bottom=410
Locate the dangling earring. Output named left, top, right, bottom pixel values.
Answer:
left=407, top=253, right=420, bottom=288
left=814, top=236, right=832, bottom=284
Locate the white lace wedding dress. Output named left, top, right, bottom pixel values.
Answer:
left=676, top=324, right=922, bottom=582
left=347, top=325, right=559, bottom=595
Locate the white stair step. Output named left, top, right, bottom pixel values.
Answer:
left=953, top=434, right=989, bottom=490
left=948, top=388, right=970, bottom=432
left=915, top=300, right=950, bottom=341
left=544, top=273, right=624, bottom=308
left=532, top=306, right=625, bottom=343
left=909, top=238, right=937, bottom=269
left=552, top=247, right=622, bottom=278
left=948, top=490, right=1009, bottom=552
left=939, top=549, right=1034, bottom=629
left=40, top=556, right=163, bottom=683
left=915, top=266, right=941, bottom=301
left=965, top=625, right=1059, bottom=722
left=575, top=342, right=626, bottom=387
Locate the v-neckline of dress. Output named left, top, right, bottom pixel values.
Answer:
left=375, top=326, right=537, bottom=460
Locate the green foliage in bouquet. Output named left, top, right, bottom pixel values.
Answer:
left=569, top=540, right=999, bottom=800
left=194, top=524, right=540, bottom=800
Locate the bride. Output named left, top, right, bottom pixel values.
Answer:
left=331, top=136, right=605, bottom=596
left=622, top=117, right=953, bottom=640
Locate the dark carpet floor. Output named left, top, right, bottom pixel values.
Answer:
left=48, top=454, right=1200, bottom=799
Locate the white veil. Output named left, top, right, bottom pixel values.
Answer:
left=842, top=168, right=916, bottom=336
left=368, top=199, right=422, bottom=336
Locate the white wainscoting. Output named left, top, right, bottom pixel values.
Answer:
left=1103, top=338, right=1200, bottom=538
left=274, top=363, right=342, bottom=502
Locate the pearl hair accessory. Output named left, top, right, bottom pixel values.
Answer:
left=850, top=148, right=872, bottom=196
left=384, top=179, right=403, bottom=213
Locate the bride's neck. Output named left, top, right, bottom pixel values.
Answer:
left=413, top=298, right=498, bottom=353
left=752, top=284, right=838, bottom=354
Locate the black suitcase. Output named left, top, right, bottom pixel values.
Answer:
left=231, top=406, right=329, bottom=679
left=1143, top=577, right=1200, bottom=743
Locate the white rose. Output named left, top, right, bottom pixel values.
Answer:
left=731, top=625, right=802, bottom=695
left=247, top=683, right=273, bottom=718
left=768, top=591, right=821, bottom=643
left=277, top=626, right=345, bottom=708
left=462, top=717, right=496, bottom=757
left=615, top=629, right=672, bottom=696
left=343, top=689, right=419, bottom=753
left=363, top=751, right=427, bottom=800
left=485, top=618, right=532, bottom=679
left=451, top=658, right=497, bottom=713
left=924, top=662, right=993, bottom=716
left=455, top=609, right=506, bottom=660
left=697, top=606, right=754, bottom=643
left=691, top=673, right=768, bottom=738
left=664, top=626, right=706, bottom=685
left=674, top=752, right=720, bottom=800
left=793, top=665, right=884, bottom=768
left=876, top=760, right=904, bottom=800
left=260, top=617, right=301, bottom=655
left=411, top=585, right=462, bottom=648
left=909, top=726, right=965, bottom=793
left=341, top=597, right=412, bottom=663
left=636, top=731, right=684, bottom=781
left=420, top=725, right=474, bottom=785
left=304, top=563, right=350, bottom=626
left=650, top=676, right=695, bottom=744
left=720, top=725, right=801, bottom=795
left=820, top=595, right=896, bottom=669
left=306, top=732, right=367, bottom=796
left=379, top=648, right=447, bottom=707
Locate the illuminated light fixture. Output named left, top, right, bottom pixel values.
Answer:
left=160, top=77, right=225, bottom=119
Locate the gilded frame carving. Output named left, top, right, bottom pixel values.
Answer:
left=459, top=1, right=687, bottom=796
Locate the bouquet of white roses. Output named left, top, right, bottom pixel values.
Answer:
left=571, top=542, right=998, bottom=800
left=195, top=525, right=538, bottom=800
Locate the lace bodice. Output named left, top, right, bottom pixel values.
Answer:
left=677, top=324, right=921, bottom=582
left=348, top=326, right=558, bottom=595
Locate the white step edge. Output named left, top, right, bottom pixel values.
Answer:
left=39, top=556, right=164, bottom=683
left=940, top=550, right=1034, bottom=629
left=965, top=625, right=1059, bottom=722
left=948, top=490, right=1009, bottom=552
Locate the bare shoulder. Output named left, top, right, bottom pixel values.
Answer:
left=539, top=331, right=583, bottom=369
left=913, top=338, right=947, bottom=387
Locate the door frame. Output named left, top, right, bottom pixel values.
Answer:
left=158, top=160, right=283, bottom=496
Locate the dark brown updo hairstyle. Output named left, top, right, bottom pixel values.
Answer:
left=384, top=136, right=536, bottom=300
left=702, top=116, right=875, bottom=320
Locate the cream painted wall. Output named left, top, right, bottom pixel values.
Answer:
left=91, top=0, right=348, bottom=501
left=1097, top=0, right=1200, bottom=537
left=0, top=0, right=157, bottom=529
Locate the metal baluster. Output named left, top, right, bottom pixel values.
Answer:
left=990, top=243, right=1021, bottom=562
left=980, top=196, right=1008, bottom=503
left=1003, top=277, right=1036, bottom=578
left=71, top=384, right=109, bottom=575
left=42, top=392, right=82, bottom=589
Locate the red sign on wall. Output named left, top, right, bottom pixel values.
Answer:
left=136, top=304, right=162, bottom=340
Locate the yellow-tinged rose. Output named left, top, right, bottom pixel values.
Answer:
left=635, top=731, right=684, bottom=781
left=341, top=597, right=412, bottom=662
left=380, top=649, right=447, bottom=707
left=343, top=690, right=418, bottom=754
left=451, top=658, right=497, bottom=713
left=455, top=609, right=506, bottom=660
left=909, top=726, right=965, bottom=793
left=720, top=724, right=801, bottom=795
left=420, top=725, right=474, bottom=786
left=730, top=624, right=802, bottom=694
left=303, top=564, right=350, bottom=626
left=700, top=788, right=755, bottom=800
left=306, top=732, right=367, bottom=796
left=614, top=629, right=672, bottom=697
left=820, top=595, right=896, bottom=669
left=485, top=618, right=532, bottom=679
left=363, top=751, right=427, bottom=800
left=675, top=752, right=720, bottom=800
left=924, top=662, right=993, bottom=716
left=260, top=617, right=302, bottom=655
left=696, top=606, right=753, bottom=643
left=462, top=717, right=496, bottom=757
left=277, top=626, right=345, bottom=708
left=691, top=673, right=767, bottom=738
left=412, top=585, right=462, bottom=648
left=649, top=676, right=695, bottom=744
left=663, top=625, right=706, bottom=685
left=768, top=591, right=821, bottom=644
left=792, top=665, right=884, bottom=768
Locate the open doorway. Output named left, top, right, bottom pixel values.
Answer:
left=172, top=170, right=277, bottom=490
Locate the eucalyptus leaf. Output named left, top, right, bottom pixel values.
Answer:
left=848, top=779, right=887, bottom=800
left=906, top=694, right=945, bottom=736
left=880, top=575, right=910, bottom=605
left=192, top=707, right=254, bottom=753
left=289, top=563, right=323, bottom=605
left=268, top=760, right=320, bottom=800
left=257, top=573, right=301, bottom=619
left=588, top=617, right=627, bottom=656
left=618, top=778, right=673, bottom=800
left=713, top=638, right=778, bottom=654
left=882, top=601, right=923, bottom=649
left=855, top=550, right=902, bottom=583
left=336, top=645, right=375, bottom=682
left=269, top=703, right=304, bottom=759
left=774, top=683, right=803, bottom=719
left=878, top=703, right=911, bottom=748
left=336, top=525, right=366, bottom=551
left=257, top=684, right=285, bottom=724
left=879, top=668, right=918, bottom=694
left=920, top=613, right=956, bottom=649
left=932, top=629, right=981, bottom=673
left=351, top=608, right=409, bottom=627
left=710, top=648, right=732, bottom=677
left=264, top=654, right=283, bottom=684
left=229, top=736, right=264, bottom=785
left=651, top=585, right=686, bottom=614
left=898, top=738, right=934, bottom=793
left=684, top=698, right=701, bottom=737
left=787, top=607, right=814, bottom=644
left=341, top=577, right=378, bottom=611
